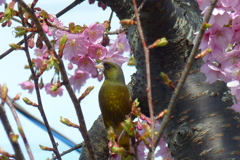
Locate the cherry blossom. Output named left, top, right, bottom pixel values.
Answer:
left=69, top=69, right=90, bottom=92
left=103, top=50, right=129, bottom=66
left=83, top=22, right=106, bottom=43
left=34, top=57, right=45, bottom=69
left=45, top=83, right=64, bottom=97
left=197, top=0, right=240, bottom=112
left=200, top=62, right=229, bottom=84
left=88, top=43, right=107, bottom=60
left=58, top=33, right=89, bottom=60
left=34, top=45, right=48, bottom=57
left=109, top=34, right=131, bottom=53
left=19, top=81, right=35, bottom=93
left=77, top=56, right=95, bottom=73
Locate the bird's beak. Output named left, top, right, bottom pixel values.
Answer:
left=95, top=63, right=104, bottom=71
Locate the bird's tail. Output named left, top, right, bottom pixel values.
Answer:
left=121, top=154, right=133, bottom=160
left=119, top=136, right=133, bottom=160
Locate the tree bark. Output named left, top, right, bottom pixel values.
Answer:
left=80, top=0, right=240, bottom=159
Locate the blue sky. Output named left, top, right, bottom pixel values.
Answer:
left=0, top=0, right=136, bottom=159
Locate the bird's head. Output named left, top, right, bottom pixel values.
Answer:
left=95, top=62, right=125, bottom=84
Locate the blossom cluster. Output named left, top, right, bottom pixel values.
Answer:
left=110, top=119, right=172, bottom=160
left=108, top=99, right=172, bottom=160
left=136, top=121, right=172, bottom=160
left=197, top=0, right=240, bottom=112
left=19, top=14, right=130, bottom=96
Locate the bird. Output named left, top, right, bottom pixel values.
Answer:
left=96, top=62, right=133, bottom=160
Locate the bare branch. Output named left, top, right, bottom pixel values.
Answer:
left=132, top=0, right=155, bottom=159
left=53, top=143, right=82, bottom=160
left=5, top=94, right=34, bottom=160
left=0, top=91, right=25, bottom=159
left=17, top=2, right=62, bottom=159
left=17, top=0, right=96, bottom=159
left=0, top=0, right=84, bottom=60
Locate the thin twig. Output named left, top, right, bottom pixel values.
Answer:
left=0, top=100, right=25, bottom=159
left=147, top=0, right=219, bottom=159
left=131, top=0, right=148, bottom=19
left=0, top=91, right=79, bottom=153
left=17, top=1, right=96, bottom=159
left=53, top=143, right=82, bottom=160
left=137, top=0, right=147, bottom=13
left=105, top=28, right=127, bottom=35
left=0, top=0, right=84, bottom=60
left=5, top=94, right=34, bottom=160
left=0, top=33, right=35, bottom=60
left=107, top=9, right=114, bottom=31
left=17, top=2, right=62, bottom=159
left=0, top=147, right=15, bottom=158
left=132, top=0, right=155, bottom=159
left=56, top=0, right=84, bottom=18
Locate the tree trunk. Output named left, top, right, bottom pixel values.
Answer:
left=80, top=0, right=240, bottom=159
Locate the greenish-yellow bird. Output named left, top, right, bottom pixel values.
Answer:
left=96, top=62, right=133, bottom=160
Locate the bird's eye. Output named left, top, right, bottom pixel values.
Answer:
left=105, top=64, right=111, bottom=70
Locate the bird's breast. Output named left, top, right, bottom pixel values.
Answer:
left=98, top=81, right=131, bottom=131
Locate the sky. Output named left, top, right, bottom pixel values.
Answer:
left=0, top=0, right=136, bottom=159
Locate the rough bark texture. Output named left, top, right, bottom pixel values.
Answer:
left=79, top=115, right=109, bottom=160
left=80, top=0, right=240, bottom=159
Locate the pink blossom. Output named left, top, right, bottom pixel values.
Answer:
left=222, top=63, right=240, bottom=81
left=88, top=43, right=107, bottom=60
left=69, top=69, right=89, bottom=92
left=201, top=6, right=230, bottom=26
left=197, top=0, right=240, bottom=114
left=135, top=120, right=172, bottom=159
left=35, top=12, right=40, bottom=18
left=200, top=62, right=229, bottom=83
left=104, top=51, right=129, bottom=66
left=97, top=72, right=104, bottom=81
left=27, top=38, right=35, bottom=49
left=90, top=68, right=98, bottom=78
left=34, top=57, right=45, bottom=69
left=208, top=24, right=234, bottom=51
left=42, top=20, right=49, bottom=33
left=48, top=15, right=64, bottom=37
left=231, top=103, right=240, bottom=112
left=209, top=11, right=230, bottom=26
left=220, top=0, right=239, bottom=9
left=136, top=120, right=143, bottom=130
left=70, top=56, right=81, bottom=65
left=47, top=14, right=54, bottom=22
left=155, top=136, right=172, bottom=159
left=19, top=81, right=35, bottom=93
left=137, top=143, right=147, bottom=160
left=58, top=33, right=89, bottom=60
left=68, top=62, right=73, bottom=70
left=77, top=56, right=95, bottom=73
left=34, top=45, right=48, bottom=57
left=230, top=21, right=240, bottom=42
left=197, top=24, right=233, bottom=62
left=109, top=34, right=130, bottom=53
left=45, top=83, right=64, bottom=97
left=83, top=22, right=105, bottom=43
left=197, top=0, right=210, bottom=10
